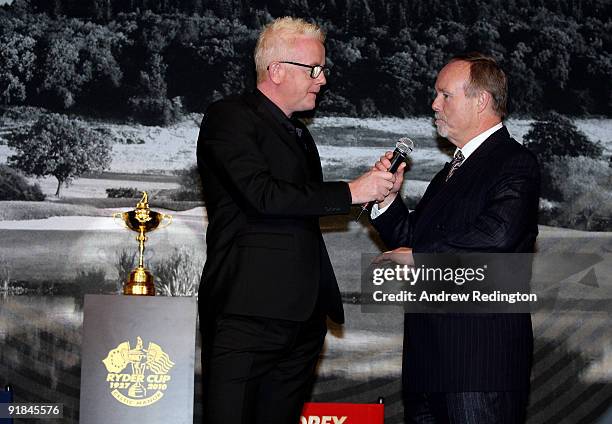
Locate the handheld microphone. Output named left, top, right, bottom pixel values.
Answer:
left=356, top=137, right=415, bottom=221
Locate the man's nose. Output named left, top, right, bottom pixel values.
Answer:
left=432, top=95, right=441, bottom=111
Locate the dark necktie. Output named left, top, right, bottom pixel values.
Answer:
left=445, top=150, right=465, bottom=182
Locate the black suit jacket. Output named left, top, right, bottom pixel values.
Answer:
left=197, top=91, right=350, bottom=324
left=372, top=127, right=540, bottom=392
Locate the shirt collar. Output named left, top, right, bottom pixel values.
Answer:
left=454, top=122, right=503, bottom=161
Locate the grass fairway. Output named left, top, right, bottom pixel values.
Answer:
left=28, top=175, right=180, bottom=199
left=312, top=125, right=453, bottom=182
left=0, top=195, right=202, bottom=224
left=0, top=228, right=205, bottom=282
left=1, top=209, right=609, bottom=288
left=0, top=201, right=108, bottom=221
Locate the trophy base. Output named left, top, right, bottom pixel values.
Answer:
left=124, top=267, right=155, bottom=296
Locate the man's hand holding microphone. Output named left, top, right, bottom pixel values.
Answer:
left=372, top=150, right=407, bottom=209
left=350, top=138, right=413, bottom=220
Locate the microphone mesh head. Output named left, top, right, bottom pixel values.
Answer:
left=396, top=137, right=415, bottom=153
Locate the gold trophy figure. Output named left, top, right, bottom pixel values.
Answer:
left=126, top=337, right=147, bottom=398
left=113, top=192, right=172, bottom=295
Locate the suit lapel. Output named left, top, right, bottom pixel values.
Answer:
left=243, top=93, right=310, bottom=172
left=295, top=121, right=323, bottom=182
left=413, top=127, right=510, bottom=239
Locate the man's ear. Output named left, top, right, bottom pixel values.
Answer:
left=268, top=62, right=283, bottom=84
left=478, top=90, right=493, bottom=112
left=477, top=90, right=491, bottom=113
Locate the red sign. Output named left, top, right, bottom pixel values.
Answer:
left=300, top=402, right=384, bottom=424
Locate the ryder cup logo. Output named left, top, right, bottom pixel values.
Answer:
left=102, top=336, right=175, bottom=407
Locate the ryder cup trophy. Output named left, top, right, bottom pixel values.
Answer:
left=113, top=192, right=172, bottom=296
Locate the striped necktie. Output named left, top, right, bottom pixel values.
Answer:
left=445, top=150, right=465, bottom=182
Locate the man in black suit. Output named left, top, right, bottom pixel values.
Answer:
left=197, top=17, right=395, bottom=424
left=371, top=53, right=540, bottom=423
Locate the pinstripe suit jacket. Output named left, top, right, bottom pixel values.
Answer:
left=372, top=126, right=540, bottom=392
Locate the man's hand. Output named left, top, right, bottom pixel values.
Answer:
left=373, top=247, right=414, bottom=265
left=373, top=151, right=406, bottom=208
left=348, top=170, right=395, bottom=205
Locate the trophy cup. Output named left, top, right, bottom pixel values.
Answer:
left=113, top=192, right=172, bottom=296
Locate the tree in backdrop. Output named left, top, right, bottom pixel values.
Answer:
left=39, top=19, right=125, bottom=110
left=0, top=164, right=45, bottom=201
left=0, top=33, right=36, bottom=105
left=127, top=52, right=182, bottom=125
left=523, top=112, right=603, bottom=201
left=171, top=164, right=203, bottom=201
left=124, top=12, right=177, bottom=125
left=2, top=0, right=611, bottom=120
left=7, top=113, right=112, bottom=196
left=544, top=156, right=611, bottom=230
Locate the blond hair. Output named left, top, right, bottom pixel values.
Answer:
left=254, top=17, right=325, bottom=83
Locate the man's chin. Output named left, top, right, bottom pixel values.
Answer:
left=435, top=126, right=448, bottom=138
left=296, top=100, right=317, bottom=112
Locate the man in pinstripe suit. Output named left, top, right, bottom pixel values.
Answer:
left=371, top=53, right=540, bottom=423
